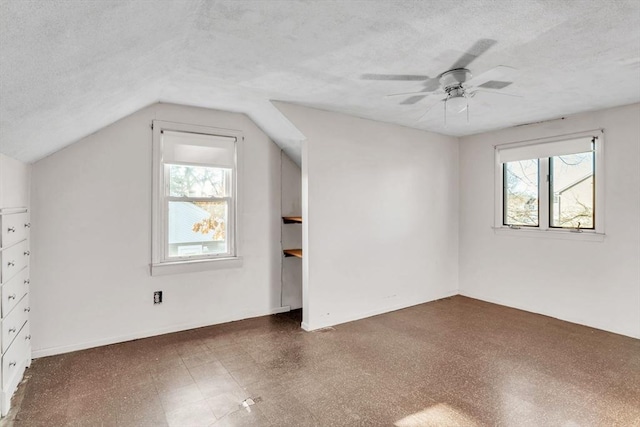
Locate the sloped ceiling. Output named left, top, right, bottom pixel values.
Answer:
left=1, top=0, right=639, bottom=164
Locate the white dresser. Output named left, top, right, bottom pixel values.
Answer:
left=0, top=154, right=31, bottom=416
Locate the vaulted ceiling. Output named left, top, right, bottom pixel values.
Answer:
left=1, top=0, right=639, bottom=163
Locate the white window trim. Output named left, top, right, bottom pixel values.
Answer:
left=493, top=129, right=605, bottom=242
left=151, top=120, right=244, bottom=276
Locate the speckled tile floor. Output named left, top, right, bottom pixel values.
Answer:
left=2, top=296, right=639, bottom=426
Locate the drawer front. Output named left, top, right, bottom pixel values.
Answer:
left=2, top=321, right=29, bottom=390
left=1, top=294, right=29, bottom=354
left=1, top=268, right=29, bottom=318
left=1, top=240, right=29, bottom=284
left=0, top=213, right=29, bottom=249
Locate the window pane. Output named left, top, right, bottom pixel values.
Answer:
left=167, top=201, right=228, bottom=257
left=550, top=152, right=594, bottom=229
left=168, top=164, right=231, bottom=198
left=504, top=159, right=539, bottom=226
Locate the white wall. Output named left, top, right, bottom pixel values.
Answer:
left=459, top=103, right=640, bottom=339
left=0, top=154, right=30, bottom=209
left=275, top=103, right=460, bottom=330
left=280, top=152, right=302, bottom=309
left=30, top=103, right=285, bottom=357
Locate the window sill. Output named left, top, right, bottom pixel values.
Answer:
left=492, top=227, right=605, bottom=242
left=150, top=256, right=243, bottom=276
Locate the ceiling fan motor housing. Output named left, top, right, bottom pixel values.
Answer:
left=440, top=68, right=472, bottom=92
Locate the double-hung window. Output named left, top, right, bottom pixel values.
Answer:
left=495, top=130, right=604, bottom=236
left=152, top=120, right=242, bottom=274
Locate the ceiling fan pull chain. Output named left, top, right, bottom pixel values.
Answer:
left=444, top=98, right=447, bottom=126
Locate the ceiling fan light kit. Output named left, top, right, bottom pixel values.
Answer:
left=445, top=96, right=468, bottom=114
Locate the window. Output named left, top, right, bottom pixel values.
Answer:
left=495, top=131, right=604, bottom=236
left=503, top=159, right=539, bottom=227
left=152, top=121, right=242, bottom=274
left=550, top=151, right=595, bottom=229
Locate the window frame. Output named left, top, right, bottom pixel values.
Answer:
left=151, top=120, right=243, bottom=275
left=494, top=130, right=605, bottom=240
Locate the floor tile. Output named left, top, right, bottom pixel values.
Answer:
left=159, top=382, right=206, bottom=413
left=164, top=399, right=216, bottom=427
left=206, top=392, right=243, bottom=419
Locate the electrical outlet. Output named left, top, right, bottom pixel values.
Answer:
left=154, top=291, right=163, bottom=304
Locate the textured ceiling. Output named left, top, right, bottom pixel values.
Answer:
left=1, top=0, right=639, bottom=163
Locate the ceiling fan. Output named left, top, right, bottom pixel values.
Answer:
left=361, top=39, right=519, bottom=122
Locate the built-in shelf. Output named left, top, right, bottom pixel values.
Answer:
left=282, top=216, right=302, bottom=258
left=282, top=216, right=302, bottom=224
left=283, top=249, right=302, bottom=258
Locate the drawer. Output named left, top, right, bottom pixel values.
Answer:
left=0, top=213, right=29, bottom=249
left=1, top=240, right=29, bottom=284
left=2, top=321, right=29, bottom=390
left=1, top=294, right=29, bottom=354
left=1, top=268, right=29, bottom=318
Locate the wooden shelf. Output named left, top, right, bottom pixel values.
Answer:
left=282, top=216, right=302, bottom=258
left=282, top=216, right=302, bottom=224
left=283, top=249, right=302, bottom=258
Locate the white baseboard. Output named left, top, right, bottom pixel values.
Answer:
left=458, top=290, right=640, bottom=339
left=302, top=290, right=458, bottom=331
left=271, top=305, right=291, bottom=314
left=32, top=305, right=291, bottom=359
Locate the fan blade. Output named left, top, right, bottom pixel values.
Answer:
left=472, top=89, right=522, bottom=98
left=386, top=89, right=444, bottom=98
left=392, top=90, right=445, bottom=105
left=477, top=80, right=512, bottom=90
left=401, top=95, right=428, bottom=105
left=386, top=90, right=427, bottom=98
left=417, top=99, right=444, bottom=121
left=361, top=73, right=429, bottom=81
left=421, top=78, right=441, bottom=92
left=466, top=66, right=516, bottom=88
left=449, top=39, right=497, bottom=70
